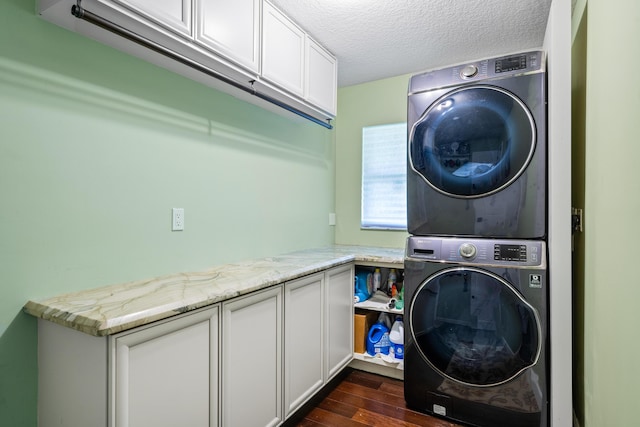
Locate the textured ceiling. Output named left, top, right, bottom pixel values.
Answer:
left=269, top=0, right=553, bottom=87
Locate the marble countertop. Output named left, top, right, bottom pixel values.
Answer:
left=24, top=245, right=404, bottom=337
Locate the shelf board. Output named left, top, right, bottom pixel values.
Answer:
left=355, top=261, right=403, bottom=269
left=352, top=352, right=404, bottom=371
left=354, top=291, right=404, bottom=315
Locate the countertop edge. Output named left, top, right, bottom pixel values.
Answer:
left=24, top=245, right=404, bottom=336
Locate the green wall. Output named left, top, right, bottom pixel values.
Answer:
left=581, top=0, right=640, bottom=425
left=0, top=0, right=335, bottom=425
left=334, top=74, right=410, bottom=248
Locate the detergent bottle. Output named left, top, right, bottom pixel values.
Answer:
left=389, top=316, right=404, bottom=359
left=354, top=271, right=371, bottom=303
left=366, top=319, right=390, bottom=356
left=395, top=285, right=404, bottom=310
left=373, top=268, right=382, bottom=293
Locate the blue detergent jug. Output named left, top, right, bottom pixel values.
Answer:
left=366, top=322, right=390, bottom=356
left=354, top=271, right=372, bottom=303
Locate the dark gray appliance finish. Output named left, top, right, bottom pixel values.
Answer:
left=403, top=236, right=548, bottom=427
left=407, top=51, right=546, bottom=239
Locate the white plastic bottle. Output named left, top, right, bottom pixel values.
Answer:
left=389, top=268, right=397, bottom=285
left=388, top=268, right=397, bottom=292
left=373, top=268, right=381, bottom=293
left=389, top=316, right=404, bottom=359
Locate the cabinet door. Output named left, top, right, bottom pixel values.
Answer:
left=111, top=306, right=219, bottom=427
left=221, top=286, right=283, bottom=427
left=325, top=264, right=354, bottom=380
left=262, top=1, right=305, bottom=96
left=305, top=37, right=337, bottom=115
left=195, top=0, right=260, bottom=72
left=106, top=0, right=192, bottom=36
left=284, top=273, right=324, bottom=417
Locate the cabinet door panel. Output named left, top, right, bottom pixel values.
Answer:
left=107, top=0, right=192, bottom=36
left=195, top=0, right=260, bottom=72
left=325, top=265, right=354, bottom=380
left=305, top=37, right=337, bottom=115
left=262, top=1, right=304, bottom=96
left=284, top=273, right=324, bottom=417
left=112, top=307, right=219, bottom=427
left=222, top=287, right=282, bottom=427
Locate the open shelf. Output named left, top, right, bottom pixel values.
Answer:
left=353, top=264, right=405, bottom=379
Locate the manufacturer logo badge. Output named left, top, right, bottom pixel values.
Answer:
left=529, top=274, right=542, bottom=288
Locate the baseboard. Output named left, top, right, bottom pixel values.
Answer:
left=280, top=367, right=353, bottom=427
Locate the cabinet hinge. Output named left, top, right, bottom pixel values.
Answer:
left=571, top=207, right=583, bottom=234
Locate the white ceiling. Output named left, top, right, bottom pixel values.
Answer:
left=269, top=0, right=553, bottom=87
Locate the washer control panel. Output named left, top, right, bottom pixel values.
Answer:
left=494, top=243, right=528, bottom=262
left=407, top=236, right=545, bottom=267
left=459, top=242, right=477, bottom=259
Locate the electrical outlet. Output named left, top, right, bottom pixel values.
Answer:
left=172, top=208, right=184, bottom=231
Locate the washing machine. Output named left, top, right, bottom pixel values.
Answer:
left=404, top=236, right=548, bottom=427
left=407, top=51, right=546, bottom=238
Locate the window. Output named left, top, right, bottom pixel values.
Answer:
left=361, top=123, right=407, bottom=230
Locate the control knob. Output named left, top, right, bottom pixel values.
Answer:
left=460, top=65, right=478, bottom=78
left=459, top=242, right=477, bottom=259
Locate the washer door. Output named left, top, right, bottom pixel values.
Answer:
left=409, top=85, right=535, bottom=198
left=409, top=267, right=541, bottom=387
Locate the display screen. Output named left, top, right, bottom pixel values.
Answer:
left=495, top=55, right=526, bottom=73
left=495, top=244, right=526, bottom=261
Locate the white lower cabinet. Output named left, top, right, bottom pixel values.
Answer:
left=36, top=265, right=354, bottom=427
left=37, top=305, right=220, bottom=427
left=283, top=264, right=354, bottom=418
left=221, top=286, right=283, bottom=427
left=284, top=272, right=324, bottom=417
left=111, top=306, right=219, bottom=427
left=325, top=264, right=355, bottom=380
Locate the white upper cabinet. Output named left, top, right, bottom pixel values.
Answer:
left=262, top=1, right=305, bottom=97
left=305, top=36, right=337, bottom=115
left=195, top=0, right=261, bottom=73
left=105, top=0, right=192, bottom=36
left=262, top=1, right=337, bottom=116
left=39, top=0, right=337, bottom=122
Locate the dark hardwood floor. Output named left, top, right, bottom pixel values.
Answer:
left=291, top=369, right=464, bottom=427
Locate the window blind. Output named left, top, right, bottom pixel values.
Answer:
left=361, top=123, right=407, bottom=230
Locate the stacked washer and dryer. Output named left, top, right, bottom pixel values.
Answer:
left=403, top=51, right=549, bottom=427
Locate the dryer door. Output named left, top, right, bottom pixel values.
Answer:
left=409, top=85, right=535, bottom=198
left=409, top=266, right=541, bottom=387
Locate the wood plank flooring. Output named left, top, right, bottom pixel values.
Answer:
left=291, top=369, right=464, bottom=427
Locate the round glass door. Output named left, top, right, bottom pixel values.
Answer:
left=409, top=86, right=535, bottom=198
left=409, top=267, right=540, bottom=387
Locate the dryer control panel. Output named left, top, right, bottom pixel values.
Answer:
left=408, top=50, right=545, bottom=94
left=406, top=236, right=545, bottom=267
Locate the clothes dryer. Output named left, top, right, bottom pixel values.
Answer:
left=407, top=51, right=546, bottom=238
left=404, top=236, right=548, bottom=427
